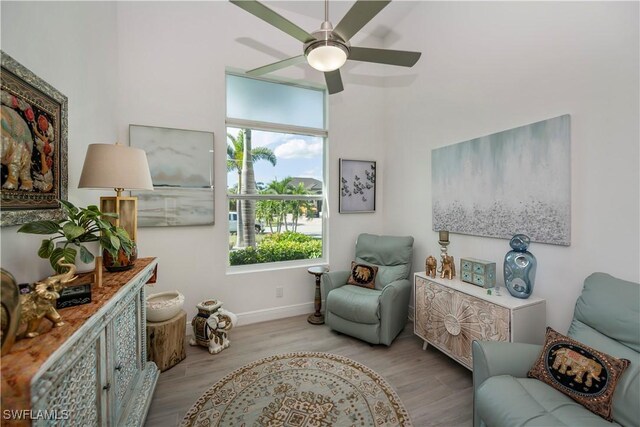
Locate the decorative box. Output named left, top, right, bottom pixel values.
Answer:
left=56, top=283, right=92, bottom=309
left=460, top=258, right=496, bottom=288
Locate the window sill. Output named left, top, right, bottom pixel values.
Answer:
left=226, top=258, right=328, bottom=275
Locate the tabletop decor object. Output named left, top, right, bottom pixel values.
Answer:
left=1, top=269, right=21, bottom=355
left=425, top=255, right=437, bottom=278
left=339, top=159, right=376, bottom=213
left=504, top=234, right=537, bottom=299
left=437, top=230, right=455, bottom=279
left=180, top=352, right=412, bottom=427
left=17, top=200, right=136, bottom=273
left=78, top=142, right=153, bottom=242
left=146, top=290, right=185, bottom=322
left=1, top=51, right=68, bottom=226
left=18, top=261, right=76, bottom=338
left=460, top=258, right=496, bottom=288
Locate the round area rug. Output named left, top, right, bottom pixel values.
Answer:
left=181, top=351, right=412, bottom=426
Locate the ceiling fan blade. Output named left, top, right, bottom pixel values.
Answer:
left=333, top=0, right=391, bottom=42
left=246, top=55, right=307, bottom=76
left=349, top=46, right=421, bottom=67
left=324, top=70, right=344, bottom=94
left=229, top=0, right=314, bottom=43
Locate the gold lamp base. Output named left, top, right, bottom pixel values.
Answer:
left=100, top=194, right=138, bottom=242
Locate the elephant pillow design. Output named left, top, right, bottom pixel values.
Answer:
left=347, top=262, right=378, bottom=289
left=528, top=327, right=630, bottom=421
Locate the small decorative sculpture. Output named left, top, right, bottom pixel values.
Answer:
left=426, top=256, right=437, bottom=278
left=440, top=255, right=456, bottom=280
left=189, top=299, right=237, bottom=354
left=1, top=269, right=20, bottom=355
left=18, top=261, right=76, bottom=338
left=504, top=234, right=537, bottom=299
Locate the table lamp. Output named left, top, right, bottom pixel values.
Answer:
left=78, top=142, right=153, bottom=242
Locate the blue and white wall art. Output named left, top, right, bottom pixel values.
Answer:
left=432, top=115, right=571, bottom=246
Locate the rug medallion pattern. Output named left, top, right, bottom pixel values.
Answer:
left=181, top=352, right=412, bottom=426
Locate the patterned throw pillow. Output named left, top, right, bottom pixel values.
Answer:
left=528, top=327, right=630, bottom=421
left=347, top=262, right=378, bottom=289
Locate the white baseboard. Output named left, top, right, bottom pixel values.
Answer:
left=236, top=302, right=315, bottom=326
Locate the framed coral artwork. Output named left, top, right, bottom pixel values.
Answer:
left=339, top=159, right=376, bottom=213
left=1, top=51, right=68, bottom=226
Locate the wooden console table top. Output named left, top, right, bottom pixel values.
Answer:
left=0, top=257, right=157, bottom=416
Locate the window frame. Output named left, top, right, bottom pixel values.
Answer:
left=225, top=71, right=328, bottom=271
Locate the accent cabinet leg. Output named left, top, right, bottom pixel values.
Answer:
left=422, top=340, right=428, bottom=351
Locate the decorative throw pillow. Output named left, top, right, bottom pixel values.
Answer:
left=528, top=327, right=630, bottom=421
left=347, top=262, right=378, bottom=289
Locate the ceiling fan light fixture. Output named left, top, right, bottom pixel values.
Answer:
left=305, top=41, right=349, bottom=72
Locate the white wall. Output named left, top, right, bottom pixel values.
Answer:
left=114, top=1, right=386, bottom=323
left=1, top=1, right=119, bottom=281
left=382, top=1, right=640, bottom=331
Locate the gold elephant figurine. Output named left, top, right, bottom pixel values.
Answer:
left=441, top=255, right=456, bottom=279
left=18, top=261, right=77, bottom=339
left=426, top=256, right=437, bottom=278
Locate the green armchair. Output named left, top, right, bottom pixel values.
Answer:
left=322, top=233, right=414, bottom=346
left=472, top=273, right=640, bottom=426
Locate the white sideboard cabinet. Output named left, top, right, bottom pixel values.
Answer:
left=414, top=272, right=546, bottom=370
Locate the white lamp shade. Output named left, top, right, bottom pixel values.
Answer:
left=78, top=143, right=153, bottom=190
left=306, top=44, right=348, bottom=72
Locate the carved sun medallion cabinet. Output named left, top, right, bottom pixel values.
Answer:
left=414, top=272, right=546, bottom=370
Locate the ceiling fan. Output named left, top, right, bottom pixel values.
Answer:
left=230, top=0, right=422, bottom=94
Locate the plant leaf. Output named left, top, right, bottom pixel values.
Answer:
left=38, top=239, right=54, bottom=258
left=79, top=244, right=95, bottom=263
left=115, top=227, right=130, bottom=240
left=101, top=212, right=119, bottom=218
left=59, top=200, right=79, bottom=219
left=62, top=223, right=86, bottom=241
left=18, top=220, right=60, bottom=235
left=50, top=247, right=77, bottom=273
left=109, top=235, right=121, bottom=251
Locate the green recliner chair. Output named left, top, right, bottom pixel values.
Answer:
left=472, top=273, right=640, bottom=426
left=322, top=233, right=414, bottom=346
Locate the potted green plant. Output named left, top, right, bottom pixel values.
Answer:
left=18, top=200, right=136, bottom=273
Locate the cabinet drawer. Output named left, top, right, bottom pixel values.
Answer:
left=415, top=277, right=510, bottom=368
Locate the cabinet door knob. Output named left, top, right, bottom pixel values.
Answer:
left=103, top=382, right=111, bottom=391
left=115, top=364, right=123, bottom=371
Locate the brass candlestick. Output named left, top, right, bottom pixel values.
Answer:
left=437, top=239, right=450, bottom=273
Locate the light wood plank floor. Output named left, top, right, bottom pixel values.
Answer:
left=145, top=315, right=473, bottom=426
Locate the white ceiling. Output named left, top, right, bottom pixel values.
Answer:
left=263, top=1, right=420, bottom=42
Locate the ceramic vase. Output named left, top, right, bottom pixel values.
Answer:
left=103, top=244, right=137, bottom=272
left=504, top=234, right=537, bottom=299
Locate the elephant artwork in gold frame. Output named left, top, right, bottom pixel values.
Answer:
left=1, top=51, right=68, bottom=226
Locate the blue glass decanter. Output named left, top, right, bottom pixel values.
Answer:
left=504, top=234, right=537, bottom=299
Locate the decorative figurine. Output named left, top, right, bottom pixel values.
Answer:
left=18, top=262, right=76, bottom=338
left=189, top=299, right=237, bottom=354
left=504, top=234, right=537, bottom=299
left=440, top=254, right=456, bottom=280
left=426, top=256, right=437, bottom=278
left=1, top=269, right=20, bottom=355
left=437, top=230, right=451, bottom=275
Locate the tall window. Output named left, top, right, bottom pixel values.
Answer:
left=226, top=73, right=326, bottom=267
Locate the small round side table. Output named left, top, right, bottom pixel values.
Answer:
left=307, top=266, right=328, bottom=325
